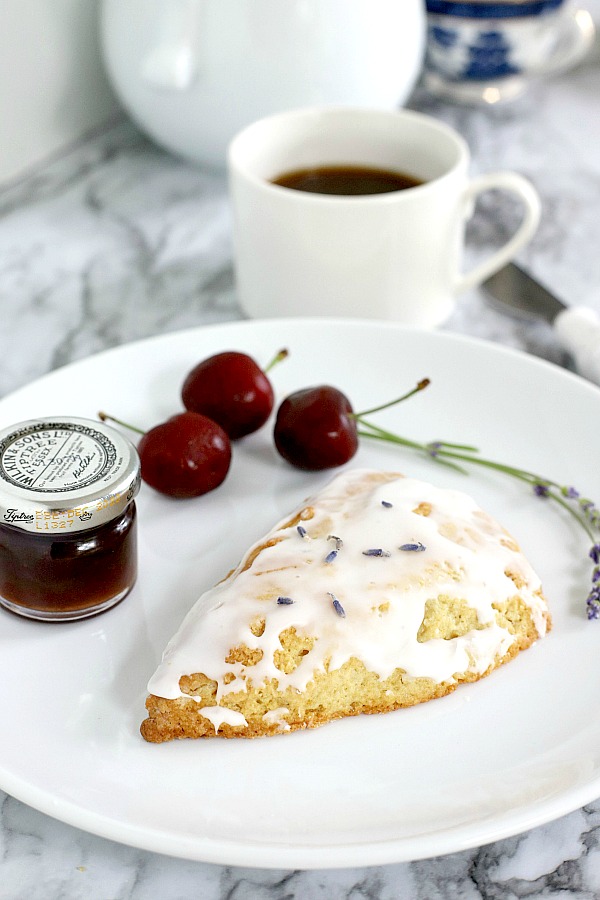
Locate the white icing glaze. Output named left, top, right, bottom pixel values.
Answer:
left=262, top=707, right=291, bottom=731
left=147, top=470, right=548, bottom=713
left=195, top=706, right=248, bottom=734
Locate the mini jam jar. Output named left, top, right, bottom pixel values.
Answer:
left=0, top=417, right=141, bottom=622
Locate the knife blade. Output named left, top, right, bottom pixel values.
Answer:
left=482, top=262, right=600, bottom=386
left=482, top=262, right=564, bottom=323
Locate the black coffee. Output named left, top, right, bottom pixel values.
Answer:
left=271, top=164, right=423, bottom=196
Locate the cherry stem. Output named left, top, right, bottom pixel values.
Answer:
left=264, top=348, right=289, bottom=374
left=98, top=411, right=145, bottom=436
left=353, top=378, right=430, bottom=420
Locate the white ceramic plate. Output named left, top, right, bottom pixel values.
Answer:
left=1, top=319, right=599, bottom=869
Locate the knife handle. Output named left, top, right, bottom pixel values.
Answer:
left=554, top=307, right=600, bottom=387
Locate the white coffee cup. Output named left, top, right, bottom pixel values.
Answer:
left=228, top=106, right=541, bottom=327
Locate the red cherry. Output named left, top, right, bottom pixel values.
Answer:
left=273, top=386, right=358, bottom=471
left=182, top=351, right=277, bottom=440
left=136, top=412, right=231, bottom=498
left=99, top=410, right=232, bottom=498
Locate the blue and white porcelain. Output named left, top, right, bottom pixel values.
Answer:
left=424, top=0, right=595, bottom=103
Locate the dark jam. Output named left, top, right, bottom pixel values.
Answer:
left=0, top=503, right=137, bottom=621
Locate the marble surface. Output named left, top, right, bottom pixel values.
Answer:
left=1, top=8, right=600, bottom=897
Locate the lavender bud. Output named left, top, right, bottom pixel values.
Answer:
left=590, top=544, right=600, bottom=565
left=328, top=592, right=346, bottom=618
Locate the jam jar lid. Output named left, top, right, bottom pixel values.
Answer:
left=0, top=417, right=141, bottom=534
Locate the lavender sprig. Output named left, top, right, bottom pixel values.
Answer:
left=587, top=544, right=600, bottom=618
left=355, top=404, right=600, bottom=619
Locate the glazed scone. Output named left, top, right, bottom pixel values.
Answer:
left=141, top=469, right=550, bottom=742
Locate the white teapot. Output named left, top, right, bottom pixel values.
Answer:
left=101, top=0, right=426, bottom=168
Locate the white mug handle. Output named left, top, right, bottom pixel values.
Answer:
left=539, top=6, right=595, bottom=76
left=455, top=172, right=541, bottom=293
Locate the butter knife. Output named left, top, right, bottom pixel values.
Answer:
left=482, top=262, right=600, bottom=386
